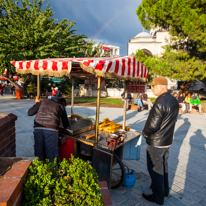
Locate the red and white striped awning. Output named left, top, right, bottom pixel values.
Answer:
left=11, top=57, right=149, bottom=81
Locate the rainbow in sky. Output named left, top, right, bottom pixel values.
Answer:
left=92, top=1, right=135, bottom=40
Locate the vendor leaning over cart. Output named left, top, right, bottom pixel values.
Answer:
left=28, top=97, right=70, bottom=162
left=141, top=76, right=179, bottom=205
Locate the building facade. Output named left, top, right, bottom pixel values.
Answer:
left=127, top=29, right=170, bottom=57
left=127, top=29, right=177, bottom=90
left=94, top=44, right=120, bottom=57
left=101, top=44, right=120, bottom=57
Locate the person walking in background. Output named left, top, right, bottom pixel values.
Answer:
left=190, top=94, right=202, bottom=114
left=10, top=85, right=15, bottom=96
left=141, top=76, right=179, bottom=205
left=121, top=92, right=132, bottom=110
left=0, top=83, right=3, bottom=96
left=2, top=83, right=5, bottom=93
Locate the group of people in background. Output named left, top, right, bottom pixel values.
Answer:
left=48, top=86, right=63, bottom=99
left=174, top=92, right=202, bottom=114
left=26, top=86, right=63, bottom=100
left=0, top=83, right=18, bottom=97
left=122, top=89, right=203, bottom=115
left=134, top=93, right=153, bottom=111
left=121, top=92, right=154, bottom=111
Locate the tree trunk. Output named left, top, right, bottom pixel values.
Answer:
left=179, top=80, right=192, bottom=97
left=22, top=74, right=32, bottom=96
left=5, top=78, right=22, bottom=89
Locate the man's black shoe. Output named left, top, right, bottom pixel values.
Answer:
left=142, top=193, right=163, bottom=205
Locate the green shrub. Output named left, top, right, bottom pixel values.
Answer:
left=59, top=79, right=72, bottom=95
left=23, top=156, right=104, bottom=206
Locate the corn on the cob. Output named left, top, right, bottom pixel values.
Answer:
left=71, top=113, right=83, bottom=118
left=86, top=134, right=95, bottom=139
left=102, top=118, right=109, bottom=122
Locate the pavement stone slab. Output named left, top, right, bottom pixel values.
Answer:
left=122, top=191, right=143, bottom=205
left=166, top=196, right=187, bottom=206
left=198, top=200, right=206, bottom=206
left=1, top=94, right=206, bottom=205
left=110, top=190, right=126, bottom=204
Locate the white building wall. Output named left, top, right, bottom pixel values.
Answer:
left=127, top=31, right=171, bottom=57
left=107, top=88, right=124, bottom=97
left=128, top=42, right=162, bottom=56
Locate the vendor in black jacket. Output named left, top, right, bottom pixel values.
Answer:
left=142, top=77, right=179, bottom=205
left=28, top=97, right=70, bottom=162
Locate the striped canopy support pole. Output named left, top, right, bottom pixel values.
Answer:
left=37, top=75, right=40, bottom=98
left=123, top=80, right=128, bottom=130
left=95, top=76, right=101, bottom=146
left=71, top=78, right=74, bottom=114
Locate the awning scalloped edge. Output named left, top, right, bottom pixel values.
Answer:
left=15, top=68, right=71, bottom=78
left=15, top=64, right=148, bottom=82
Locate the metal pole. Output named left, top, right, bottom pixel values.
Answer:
left=123, top=80, right=128, bottom=130
left=37, top=75, right=40, bottom=98
left=71, top=78, right=74, bottom=114
left=95, top=76, right=101, bottom=146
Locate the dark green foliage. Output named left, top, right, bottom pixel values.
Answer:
left=136, top=0, right=206, bottom=81
left=23, top=156, right=104, bottom=206
left=0, top=0, right=104, bottom=94
left=59, top=78, right=72, bottom=95
left=40, top=78, right=50, bottom=94
left=79, top=38, right=104, bottom=58
left=0, top=0, right=87, bottom=62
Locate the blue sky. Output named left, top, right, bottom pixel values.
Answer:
left=42, top=0, right=144, bottom=57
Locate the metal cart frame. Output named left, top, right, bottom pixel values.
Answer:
left=11, top=57, right=148, bottom=188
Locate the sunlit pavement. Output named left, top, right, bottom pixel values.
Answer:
left=1, top=93, right=206, bottom=205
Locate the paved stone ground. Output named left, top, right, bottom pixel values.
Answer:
left=0, top=93, right=206, bottom=205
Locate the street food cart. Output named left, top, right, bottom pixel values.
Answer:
left=11, top=57, right=149, bottom=188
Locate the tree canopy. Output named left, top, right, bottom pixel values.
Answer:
left=0, top=0, right=104, bottom=94
left=0, top=0, right=87, bottom=74
left=136, top=0, right=206, bottom=81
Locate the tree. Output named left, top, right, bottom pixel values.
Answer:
left=79, top=38, right=104, bottom=58
left=136, top=0, right=206, bottom=85
left=0, top=0, right=88, bottom=95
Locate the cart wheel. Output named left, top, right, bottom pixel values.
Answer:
left=111, top=153, right=126, bottom=189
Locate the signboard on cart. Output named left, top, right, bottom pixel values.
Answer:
left=128, top=81, right=147, bottom=93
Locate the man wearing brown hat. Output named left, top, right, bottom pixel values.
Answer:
left=142, top=76, right=179, bottom=205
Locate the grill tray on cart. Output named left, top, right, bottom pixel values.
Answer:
left=59, top=117, right=95, bottom=136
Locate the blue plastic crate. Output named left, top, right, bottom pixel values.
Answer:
left=122, top=134, right=142, bottom=160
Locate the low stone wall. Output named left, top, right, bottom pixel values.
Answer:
left=107, top=88, right=124, bottom=98
left=0, top=159, right=32, bottom=206
left=0, top=113, right=17, bottom=157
